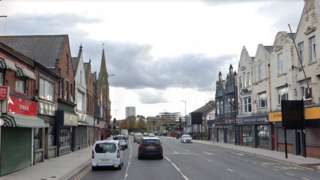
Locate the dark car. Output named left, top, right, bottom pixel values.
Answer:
left=138, top=137, right=163, bottom=159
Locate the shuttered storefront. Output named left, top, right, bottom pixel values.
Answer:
left=0, top=127, right=32, bottom=176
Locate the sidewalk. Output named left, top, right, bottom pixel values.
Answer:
left=193, top=140, right=320, bottom=167
left=0, top=147, right=92, bottom=180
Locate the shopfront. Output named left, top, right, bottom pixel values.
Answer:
left=0, top=96, right=47, bottom=175
left=237, top=115, right=271, bottom=149
left=56, top=109, right=78, bottom=156
left=269, top=108, right=320, bottom=158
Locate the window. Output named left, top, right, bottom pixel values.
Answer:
left=277, top=87, right=288, bottom=105
left=0, top=72, right=3, bottom=85
left=277, top=53, right=284, bottom=74
left=246, top=72, right=251, bottom=87
left=34, top=128, right=42, bottom=150
left=256, top=63, right=262, bottom=81
left=80, top=70, right=83, bottom=84
left=95, top=143, right=117, bottom=153
left=77, top=90, right=85, bottom=112
left=298, top=42, right=304, bottom=65
left=243, top=97, right=252, bottom=113
left=309, top=36, right=316, bottom=63
left=15, top=79, right=26, bottom=93
left=258, top=92, right=267, bottom=109
left=39, top=78, right=54, bottom=101
left=301, top=86, right=312, bottom=100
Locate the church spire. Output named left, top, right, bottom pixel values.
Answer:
left=99, top=46, right=108, bottom=78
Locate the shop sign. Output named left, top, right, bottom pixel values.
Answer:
left=64, top=112, right=78, bottom=126
left=8, top=96, right=37, bottom=116
left=0, top=86, right=9, bottom=100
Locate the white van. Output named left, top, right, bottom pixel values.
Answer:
left=91, top=140, right=124, bottom=170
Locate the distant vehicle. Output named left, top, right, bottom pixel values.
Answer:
left=121, top=129, right=129, bottom=137
left=148, top=133, right=155, bottom=137
left=138, top=136, right=163, bottom=159
left=113, top=135, right=128, bottom=149
left=143, top=132, right=149, bottom=136
left=180, top=134, right=192, bottom=143
left=91, top=140, right=124, bottom=170
left=134, top=133, right=143, bottom=143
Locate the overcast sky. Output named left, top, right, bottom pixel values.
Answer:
left=0, top=0, right=304, bottom=119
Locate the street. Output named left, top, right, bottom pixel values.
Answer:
left=82, top=137, right=320, bottom=180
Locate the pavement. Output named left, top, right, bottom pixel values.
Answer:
left=0, top=147, right=92, bottom=180
left=192, top=139, right=320, bottom=166
left=82, top=137, right=320, bottom=180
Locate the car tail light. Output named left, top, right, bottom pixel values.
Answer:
left=117, top=150, right=120, bottom=158
left=92, top=150, right=94, bottom=159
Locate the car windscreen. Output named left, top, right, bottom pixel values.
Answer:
left=182, top=135, right=191, bottom=138
left=143, top=139, right=160, bottom=145
left=95, top=143, right=117, bottom=153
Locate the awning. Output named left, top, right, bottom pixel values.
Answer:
left=21, top=67, right=36, bottom=80
left=1, top=113, right=48, bottom=128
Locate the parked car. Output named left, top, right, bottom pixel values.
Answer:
left=113, top=135, right=128, bottom=149
left=134, top=133, right=143, bottom=143
left=91, top=140, right=124, bottom=170
left=148, top=133, right=155, bottom=137
left=138, top=137, right=163, bottom=159
left=180, top=134, right=192, bottom=143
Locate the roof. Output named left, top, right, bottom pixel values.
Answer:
left=95, top=139, right=119, bottom=144
left=264, top=46, right=273, bottom=53
left=192, top=100, right=215, bottom=114
left=71, top=57, right=79, bottom=73
left=84, top=62, right=90, bottom=83
left=0, top=35, right=67, bottom=68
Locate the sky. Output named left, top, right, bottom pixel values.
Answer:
left=0, top=0, right=304, bottom=119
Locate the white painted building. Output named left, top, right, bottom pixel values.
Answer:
left=72, top=46, right=87, bottom=121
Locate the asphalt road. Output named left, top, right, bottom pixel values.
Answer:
left=82, top=137, right=320, bottom=180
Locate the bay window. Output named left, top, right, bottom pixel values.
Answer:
left=39, top=78, right=54, bottom=101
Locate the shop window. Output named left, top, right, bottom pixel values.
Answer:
left=309, top=36, right=316, bottom=63
left=34, top=128, right=43, bottom=150
left=48, top=126, right=56, bottom=146
left=15, top=79, right=26, bottom=94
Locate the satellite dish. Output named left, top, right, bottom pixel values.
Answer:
left=0, top=118, right=4, bottom=126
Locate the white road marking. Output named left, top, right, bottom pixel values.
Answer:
left=302, top=177, right=310, bottom=180
left=227, top=168, right=234, bottom=173
left=165, top=156, right=189, bottom=180
left=285, top=172, right=295, bottom=177
left=123, top=140, right=133, bottom=180
left=203, top=151, right=214, bottom=156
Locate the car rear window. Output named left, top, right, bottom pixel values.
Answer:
left=95, top=143, right=117, bottom=153
left=143, top=139, right=160, bottom=145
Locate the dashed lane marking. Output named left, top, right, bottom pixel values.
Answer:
left=302, top=177, right=310, bottom=180
left=203, top=151, right=214, bottom=156
left=165, top=156, right=189, bottom=180
left=285, top=172, right=295, bottom=177
left=227, top=168, right=234, bottom=173
left=123, top=139, right=133, bottom=180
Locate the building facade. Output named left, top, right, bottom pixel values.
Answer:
left=125, top=106, right=136, bottom=118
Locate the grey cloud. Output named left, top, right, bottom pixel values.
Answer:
left=4, top=13, right=234, bottom=90
left=136, top=89, right=168, bottom=104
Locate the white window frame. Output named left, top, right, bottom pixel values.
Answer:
left=39, top=78, right=54, bottom=101
left=258, top=92, right=267, bottom=109
left=298, top=41, right=304, bottom=65
left=309, top=36, right=316, bottom=63
left=15, top=79, right=26, bottom=94
left=243, top=97, right=252, bottom=113
left=277, top=53, right=284, bottom=75
left=277, top=87, right=288, bottom=105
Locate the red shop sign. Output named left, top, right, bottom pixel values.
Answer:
left=8, top=96, right=37, bottom=116
left=0, top=86, right=9, bottom=100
